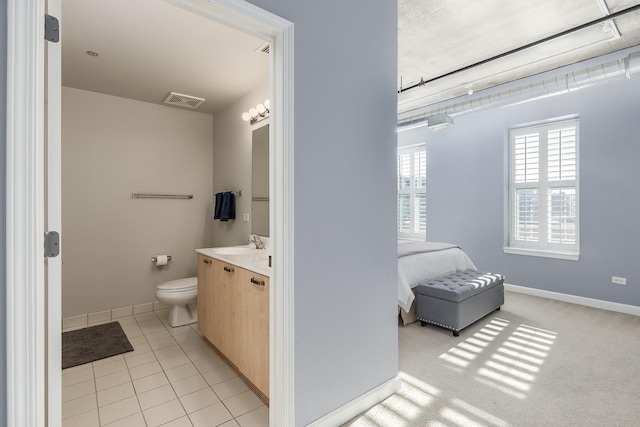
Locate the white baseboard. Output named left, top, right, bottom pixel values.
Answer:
left=307, top=375, right=402, bottom=427
left=62, top=300, right=168, bottom=330
left=505, top=283, right=640, bottom=317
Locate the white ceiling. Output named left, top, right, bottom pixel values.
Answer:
left=62, top=0, right=640, bottom=117
left=61, top=0, right=270, bottom=115
left=398, top=0, right=640, bottom=113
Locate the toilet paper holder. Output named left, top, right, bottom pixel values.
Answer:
left=151, top=255, right=172, bottom=263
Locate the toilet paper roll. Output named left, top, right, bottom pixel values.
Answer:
left=155, top=255, right=169, bottom=266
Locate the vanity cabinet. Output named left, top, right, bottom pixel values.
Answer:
left=197, top=254, right=270, bottom=401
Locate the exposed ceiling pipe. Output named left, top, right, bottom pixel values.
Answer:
left=398, top=51, right=640, bottom=131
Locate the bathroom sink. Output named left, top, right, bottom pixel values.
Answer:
left=213, top=246, right=256, bottom=256
left=197, top=246, right=271, bottom=276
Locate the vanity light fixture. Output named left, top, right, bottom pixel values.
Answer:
left=242, top=99, right=270, bottom=125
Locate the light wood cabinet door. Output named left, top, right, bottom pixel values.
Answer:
left=211, top=259, right=240, bottom=360
left=238, top=269, right=270, bottom=397
left=197, top=254, right=214, bottom=339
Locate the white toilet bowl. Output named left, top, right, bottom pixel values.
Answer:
left=155, top=277, right=198, bottom=327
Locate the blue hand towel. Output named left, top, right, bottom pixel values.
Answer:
left=219, top=191, right=236, bottom=222
left=213, top=192, right=223, bottom=219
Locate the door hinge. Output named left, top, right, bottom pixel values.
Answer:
left=45, top=15, right=59, bottom=43
left=45, top=231, right=60, bottom=258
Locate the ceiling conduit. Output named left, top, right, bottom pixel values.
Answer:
left=398, top=51, right=640, bottom=131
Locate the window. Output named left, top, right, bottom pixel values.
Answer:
left=505, top=117, right=579, bottom=259
left=398, top=144, right=426, bottom=239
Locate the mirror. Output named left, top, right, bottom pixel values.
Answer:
left=251, top=124, right=269, bottom=237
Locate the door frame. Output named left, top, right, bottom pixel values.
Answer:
left=5, top=0, right=295, bottom=425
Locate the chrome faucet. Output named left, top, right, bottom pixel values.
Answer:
left=249, top=234, right=265, bottom=249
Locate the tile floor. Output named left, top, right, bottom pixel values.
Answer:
left=62, top=310, right=269, bottom=427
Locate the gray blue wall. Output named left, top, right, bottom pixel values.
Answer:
left=1, top=0, right=7, bottom=420
left=248, top=1, right=399, bottom=425
left=400, top=63, right=640, bottom=308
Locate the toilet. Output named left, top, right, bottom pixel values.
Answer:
left=155, top=277, right=198, bottom=327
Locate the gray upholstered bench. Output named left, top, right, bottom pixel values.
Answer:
left=415, top=270, right=504, bottom=336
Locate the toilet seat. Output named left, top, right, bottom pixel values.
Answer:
left=156, top=277, right=197, bottom=293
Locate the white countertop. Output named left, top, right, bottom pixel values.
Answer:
left=196, top=245, right=271, bottom=277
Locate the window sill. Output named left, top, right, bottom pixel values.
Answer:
left=503, top=247, right=579, bottom=261
left=398, top=237, right=425, bottom=243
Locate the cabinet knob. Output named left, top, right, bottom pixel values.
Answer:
left=223, top=266, right=235, bottom=273
left=250, top=277, right=265, bottom=286
left=203, top=258, right=212, bottom=265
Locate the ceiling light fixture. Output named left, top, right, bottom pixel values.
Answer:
left=242, top=99, right=270, bottom=125
left=86, top=50, right=99, bottom=57
left=427, top=113, right=453, bottom=131
left=465, top=83, right=474, bottom=95
left=596, top=0, right=621, bottom=40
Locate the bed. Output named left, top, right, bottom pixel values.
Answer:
left=398, top=241, right=477, bottom=325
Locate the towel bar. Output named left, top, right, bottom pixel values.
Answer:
left=132, top=193, right=193, bottom=199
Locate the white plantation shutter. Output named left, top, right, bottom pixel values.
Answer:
left=398, top=145, right=426, bottom=239
left=547, top=125, right=577, bottom=245
left=414, top=150, right=426, bottom=189
left=397, top=194, right=411, bottom=234
left=547, top=126, right=577, bottom=181
left=514, top=189, right=539, bottom=242
left=514, top=133, right=540, bottom=184
left=398, top=153, right=410, bottom=190
left=548, top=188, right=576, bottom=244
left=508, top=118, right=579, bottom=257
left=414, top=193, right=426, bottom=234
left=513, top=132, right=540, bottom=243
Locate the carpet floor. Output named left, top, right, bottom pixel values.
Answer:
left=343, top=291, right=640, bottom=426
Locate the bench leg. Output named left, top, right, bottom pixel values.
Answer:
left=420, top=321, right=427, bottom=327
left=496, top=307, right=501, bottom=311
left=453, top=330, right=459, bottom=337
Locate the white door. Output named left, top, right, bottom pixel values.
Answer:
left=6, top=0, right=62, bottom=426
left=45, top=0, right=63, bottom=425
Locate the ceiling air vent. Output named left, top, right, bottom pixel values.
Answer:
left=164, top=92, right=205, bottom=109
left=255, top=41, right=270, bottom=55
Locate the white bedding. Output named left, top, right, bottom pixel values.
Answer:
left=397, top=244, right=477, bottom=312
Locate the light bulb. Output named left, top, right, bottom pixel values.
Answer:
left=249, top=108, right=259, bottom=118
left=256, top=104, right=267, bottom=115
left=242, top=112, right=251, bottom=122
left=264, top=99, right=270, bottom=110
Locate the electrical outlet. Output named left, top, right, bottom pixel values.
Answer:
left=612, top=276, right=627, bottom=285
left=243, top=213, right=250, bottom=222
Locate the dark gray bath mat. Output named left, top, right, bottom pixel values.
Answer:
left=62, top=321, right=133, bottom=369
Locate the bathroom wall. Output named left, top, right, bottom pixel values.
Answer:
left=211, top=81, right=268, bottom=247
left=61, top=87, right=215, bottom=317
